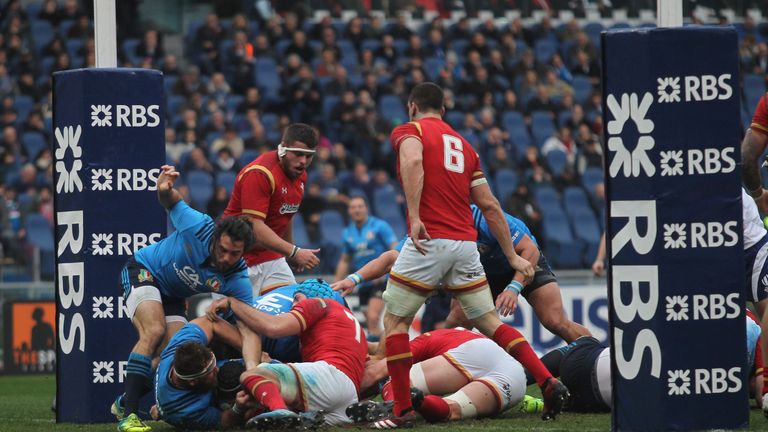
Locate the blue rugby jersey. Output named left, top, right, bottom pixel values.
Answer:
left=470, top=204, right=537, bottom=275
left=342, top=216, right=398, bottom=290
left=133, top=200, right=251, bottom=303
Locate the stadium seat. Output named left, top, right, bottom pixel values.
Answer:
left=444, top=111, right=465, bottom=130
left=361, top=38, right=381, bottom=52
left=186, top=170, right=215, bottom=210
left=563, top=186, right=591, bottom=215
left=379, top=95, right=408, bottom=124
left=26, top=214, right=54, bottom=252
left=545, top=149, right=567, bottom=178
left=292, top=213, right=313, bottom=248
left=254, top=58, right=281, bottom=97
left=318, top=210, right=345, bottom=269
left=571, top=207, right=601, bottom=266
left=582, top=167, right=604, bottom=198
left=571, top=75, right=593, bottom=105
left=14, top=96, right=35, bottom=123
left=533, top=184, right=559, bottom=208
left=531, top=111, right=556, bottom=147
left=424, top=57, right=445, bottom=81
left=215, top=171, right=236, bottom=194
left=494, top=168, right=518, bottom=203
left=542, top=212, right=583, bottom=268
left=534, top=39, right=558, bottom=62
left=21, top=132, right=47, bottom=159
left=744, top=74, right=765, bottom=112
left=66, top=39, right=84, bottom=59
left=31, top=21, right=55, bottom=55
left=166, top=95, right=185, bottom=118
left=239, top=149, right=258, bottom=167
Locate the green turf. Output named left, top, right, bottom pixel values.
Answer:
left=2, top=374, right=767, bottom=431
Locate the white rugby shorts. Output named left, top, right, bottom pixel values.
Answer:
left=248, top=257, right=296, bottom=296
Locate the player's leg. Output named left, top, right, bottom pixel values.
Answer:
left=366, top=291, right=385, bottom=340
left=241, top=364, right=303, bottom=429
left=377, top=239, right=444, bottom=425
left=525, top=281, right=591, bottom=343
left=752, top=299, right=768, bottom=413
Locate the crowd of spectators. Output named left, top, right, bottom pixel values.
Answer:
left=0, top=0, right=766, bottom=278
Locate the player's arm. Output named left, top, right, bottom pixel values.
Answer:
left=189, top=317, right=242, bottom=350
left=224, top=298, right=302, bottom=338
left=331, top=250, right=399, bottom=295
left=743, top=96, right=768, bottom=211
left=471, top=182, right=534, bottom=281
left=513, top=235, right=539, bottom=283
left=237, top=321, right=262, bottom=370
left=592, top=232, right=606, bottom=276
left=399, top=136, right=431, bottom=254
left=282, top=219, right=294, bottom=244
left=156, top=165, right=183, bottom=209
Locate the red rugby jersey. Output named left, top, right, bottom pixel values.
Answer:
left=390, top=118, right=485, bottom=241
left=288, top=298, right=368, bottom=393
left=224, top=151, right=306, bottom=266
left=409, top=328, right=485, bottom=362
left=751, top=94, right=768, bottom=136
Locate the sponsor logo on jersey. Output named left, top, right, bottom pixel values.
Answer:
left=279, top=203, right=300, bottom=214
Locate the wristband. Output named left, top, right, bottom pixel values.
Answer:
left=288, top=245, right=299, bottom=258
left=505, top=280, right=523, bottom=296
left=347, top=272, right=363, bottom=286
left=231, top=403, right=245, bottom=416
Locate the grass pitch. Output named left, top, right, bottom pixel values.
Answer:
left=2, top=374, right=766, bottom=431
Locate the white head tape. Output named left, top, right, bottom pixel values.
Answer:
left=277, top=143, right=317, bottom=158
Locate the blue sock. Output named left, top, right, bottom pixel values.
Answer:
left=124, top=352, right=152, bottom=416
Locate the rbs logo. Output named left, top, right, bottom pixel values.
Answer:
left=657, top=74, right=733, bottom=104
left=90, top=104, right=161, bottom=128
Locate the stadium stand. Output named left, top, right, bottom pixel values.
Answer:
left=3, top=0, right=766, bottom=279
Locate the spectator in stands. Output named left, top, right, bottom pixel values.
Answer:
left=285, top=30, right=314, bottom=64
left=388, top=13, right=413, bottom=39
left=42, top=37, right=66, bottom=59
left=235, top=87, right=261, bottom=115
left=206, top=72, right=231, bottom=106
left=559, top=19, right=581, bottom=43
left=526, top=84, right=559, bottom=117
left=404, top=34, right=426, bottom=59
left=344, top=17, right=366, bottom=52
left=14, top=163, right=38, bottom=194
left=331, top=89, right=357, bottom=141
left=229, top=13, right=252, bottom=38
left=201, top=110, right=229, bottom=140
left=500, top=89, right=522, bottom=112
left=165, top=128, right=191, bottom=165
left=505, top=183, right=543, bottom=241
left=550, top=54, right=573, bottom=83
left=211, top=126, right=245, bottom=160
left=172, top=65, right=204, bottom=97
left=22, top=112, right=47, bottom=140
left=367, top=15, right=385, bottom=39
left=376, top=34, right=398, bottom=66
left=15, top=71, right=38, bottom=101
left=252, top=34, right=274, bottom=58
left=461, top=66, right=495, bottom=108
left=343, top=159, right=373, bottom=199
left=174, top=108, right=199, bottom=136
left=0, top=65, right=12, bottom=98
left=161, top=54, right=179, bottom=76
left=67, top=15, right=92, bottom=39
left=424, top=28, right=446, bottom=58
left=514, top=48, right=546, bottom=77
left=207, top=185, right=229, bottom=218
left=571, top=51, right=601, bottom=86
left=316, top=47, right=340, bottom=78
left=212, top=147, right=239, bottom=173
left=543, top=69, right=573, bottom=100
left=136, top=29, right=163, bottom=65
left=51, top=52, right=71, bottom=74
left=0, top=186, right=26, bottom=264
left=451, top=17, right=472, bottom=40
left=577, top=137, right=603, bottom=176
left=38, top=0, right=60, bottom=26
left=195, top=14, right=224, bottom=56
left=485, top=126, right=513, bottom=159
left=749, top=42, right=768, bottom=76
left=330, top=142, right=354, bottom=172
left=487, top=145, right=514, bottom=177
left=320, top=27, right=341, bottom=61
left=183, top=147, right=214, bottom=174
left=542, top=126, right=574, bottom=158
left=58, top=0, right=82, bottom=22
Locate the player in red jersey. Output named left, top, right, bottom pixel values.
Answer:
left=375, top=83, right=566, bottom=428
left=208, top=279, right=368, bottom=428
left=224, top=124, right=321, bottom=296
left=741, top=95, right=768, bottom=417
left=348, top=328, right=528, bottom=424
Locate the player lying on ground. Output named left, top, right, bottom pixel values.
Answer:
left=530, top=311, right=763, bottom=413
left=208, top=279, right=368, bottom=428
left=150, top=317, right=259, bottom=430
left=348, top=328, right=530, bottom=425
left=113, top=165, right=255, bottom=432
left=365, top=82, right=564, bottom=428
left=225, top=123, right=321, bottom=296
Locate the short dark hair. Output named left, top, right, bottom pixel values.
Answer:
left=283, top=123, right=318, bottom=149
left=174, top=341, right=213, bottom=377
left=408, top=82, right=444, bottom=113
left=213, top=216, right=256, bottom=251
left=217, top=360, right=246, bottom=399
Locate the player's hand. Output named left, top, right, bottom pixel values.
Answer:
left=409, top=219, right=431, bottom=255
left=157, top=165, right=180, bottom=192
left=591, top=259, right=605, bottom=276
left=206, top=297, right=230, bottom=321
left=510, top=255, right=534, bottom=283
left=496, top=289, right=519, bottom=317
left=150, top=404, right=161, bottom=421
left=235, top=390, right=256, bottom=409
left=289, top=247, right=320, bottom=272
left=331, top=278, right=355, bottom=296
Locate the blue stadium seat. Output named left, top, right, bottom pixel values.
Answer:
left=254, top=58, right=281, bottom=97
left=494, top=168, right=518, bottom=203
left=534, top=184, right=559, bottom=208
left=571, top=207, right=601, bottom=265
left=215, top=171, right=236, bottom=194
left=66, top=38, right=84, bottom=59
left=583, top=22, right=605, bottom=38
left=558, top=110, right=572, bottom=128
left=186, top=170, right=215, bottom=210
left=563, top=186, right=591, bottom=215
left=21, top=132, right=47, bottom=159
left=26, top=214, right=54, bottom=252
left=531, top=111, right=556, bottom=147
left=744, top=74, right=765, bottom=112
left=534, top=39, right=558, bottom=62
left=546, top=149, right=568, bottom=177
left=361, top=38, right=381, bottom=52
left=542, top=212, right=583, bottom=268
left=372, top=185, right=406, bottom=238
left=166, top=95, right=185, bottom=118
left=582, top=167, right=604, bottom=197
left=444, top=111, right=465, bottom=130
left=337, top=39, right=357, bottom=61
left=122, top=38, right=141, bottom=64
left=393, top=38, right=409, bottom=55
left=502, top=111, right=530, bottom=154
left=451, top=39, right=468, bottom=55
left=319, top=210, right=344, bottom=247
left=292, top=213, right=313, bottom=248
left=14, top=95, right=34, bottom=122
left=32, top=21, right=55, bottom=55
left=424, top=57, right=445, bottom=81
left=379, top=95, right=408, bottom=123
left=571, top=75, right=593, bottom=105
left=239, top=149, right=258, bottom=167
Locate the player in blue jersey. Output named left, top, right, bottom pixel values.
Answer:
left=113, top=165, right=256, bottom=432
left=152, top=317, right=258, bottom=430
left=333, top=205, right=590, bottom=343
left=334, top=196, right=399, bottom=340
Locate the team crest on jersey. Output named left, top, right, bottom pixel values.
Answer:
left=279, top=203, right=300, bottom=214
left=366, top=231, right=375, bottom=240
left=206, top=277, right=222, bottom=292
left=138, top=269, right=153, bottom=283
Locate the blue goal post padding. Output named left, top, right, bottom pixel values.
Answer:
left=53, top=68, right=166, bottom=423
left=602, top=26, right=748, bottom=431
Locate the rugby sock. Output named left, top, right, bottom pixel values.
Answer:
left=385, top=333, right=414, bottom=416
left=381, top=381, right=394, bottom=401
left=492, top=324, right=552, bottom=386
left=417, top=395, right=451, bottom=423
left=242, top=375, right=287, bottom=411
left=124, top=352, right=152, bottom=415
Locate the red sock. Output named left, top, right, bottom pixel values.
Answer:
left=492, top=324, right=552, bottom=386
left=242, top=375, right=287, bottom=411
left=417, top=395, right=451, bottom=423
left=381, top=381, right=394, bottom=401
left=385, top=333, right=414, bottom=416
